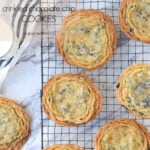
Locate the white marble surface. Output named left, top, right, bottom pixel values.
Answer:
left=0, top=0, right=42, bottom=148
left=0, top=42, right=42, bottom=150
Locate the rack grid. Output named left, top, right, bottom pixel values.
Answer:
left=40, top=0, right=150, bottom=149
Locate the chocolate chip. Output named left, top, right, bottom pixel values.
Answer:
left=65, top=120, right=74, bottom=125
left=135, top=80, right=150, bottom=94
left=140, top=102, right=147, bottom=107
left=116, top=83, right=120, bottom=88
left=145, top=95, right=150, bottom=107
left=132, top=109, right=137, bottom=112
left=60, top=88, right=66, bottom=94
left=62, top=108, right=70, bottom=113
left=144, top=81, right=150, bottom=88
left=47, top=97, right=51, bottom=103
left=81, top=27, right=90, bottom=34
left=129, top=28, right=134, bottom=33
left=75, top=44, right=87, bottom=55
left=127, top=4, right=134, bottom=9
left=126, top=97, right=132, bottom=103
left=139, top=112, right=144, bottom=116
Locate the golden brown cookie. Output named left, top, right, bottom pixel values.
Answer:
left=44, top=144, right=83, bottom=150
left=95, top=118, right=150, bottom=150
left=56, top=10, right=117, bottom=71
left=0, top=97, right=30, bottom=150
left=119, top=0, right=150, bottom=43
left=42, top=73, right=103, bottom=127
left=116, top=64, right=150, bottom=118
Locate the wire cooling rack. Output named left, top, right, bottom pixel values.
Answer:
left=40, top=0, right=150, bottom=149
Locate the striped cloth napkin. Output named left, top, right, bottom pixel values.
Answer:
left=0, top=0, right=40, bottom=88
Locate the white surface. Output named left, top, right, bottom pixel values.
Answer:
left=0, top=17, right=13, bottom=57
left=0, top=45, right=41, bottom=150
left=0, top=1, right=41, bottom=148
left=1, top=61, right=41, bottom=100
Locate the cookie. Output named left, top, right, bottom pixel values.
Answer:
left=42, top=73, right=103, bottom=127
left=44, top=144, right=83, bottom=150
left=119, top=0, right=150, bottom=43
left=95, top=118, right=150, bottom=150
left=0, top=97, right=30, bottom=150
left=116, top=64, right=150, bottom=118
left=56, top=10, right=117, bottom=71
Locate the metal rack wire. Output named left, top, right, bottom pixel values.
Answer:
left=40, top=0, right=150, bottom=149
